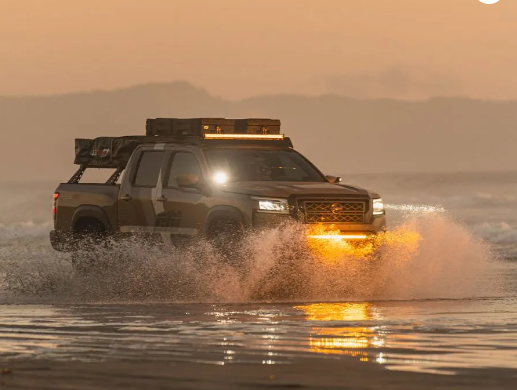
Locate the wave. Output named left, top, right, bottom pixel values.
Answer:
left=473, top=222, right=517, bottom=244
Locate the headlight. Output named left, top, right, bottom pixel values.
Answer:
left=373, top=198, right=385, bottom=215
left=253, top=197, right=290, bottom=214
left=213, top=171, right=229, bottom=184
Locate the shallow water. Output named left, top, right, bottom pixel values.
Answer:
left=1, top=296, right=517, bottom=375
left=1, top=174, right=517, bottom=376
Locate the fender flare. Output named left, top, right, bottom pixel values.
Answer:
left=205, top=206, right=246, bottom=235
left=72, top=205, right=113, bottom=233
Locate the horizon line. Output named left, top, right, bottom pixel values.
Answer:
left=1, top=81, right=515, bottom=103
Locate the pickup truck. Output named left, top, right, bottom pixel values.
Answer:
left=50, top=118, right=386, bottom=272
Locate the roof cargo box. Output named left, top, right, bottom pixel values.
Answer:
left=74, top=136, right=144, bottom=168
left=146, top=118, right=235, bottom=136
left=234, top=119, right=281, bottom=134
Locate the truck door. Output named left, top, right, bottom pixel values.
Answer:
left=118, top=148, right=167, bottom=235
left=159, top=150, right=208, bottom=238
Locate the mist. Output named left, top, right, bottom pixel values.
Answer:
left=1, top=0, right=516, bottom=99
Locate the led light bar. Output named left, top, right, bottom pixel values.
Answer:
left=203, top=134, right=285, bottom=140
left=308, top=234, right=369, bottom=240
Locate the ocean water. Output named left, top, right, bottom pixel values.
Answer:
left=0, top=172, right=514, bottom=302
left=347, top=172, right=517, bottom=261
left=0, top=173, right=516, bottom=375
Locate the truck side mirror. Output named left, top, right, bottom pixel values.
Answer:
left=176, top=174, right=200, bottom=188
left=325, top=175, right=342, bottom=184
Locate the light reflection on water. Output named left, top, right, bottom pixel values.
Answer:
left=295, top=303, right=381, bottom=361
left=0, top=299, right=517, bottom=375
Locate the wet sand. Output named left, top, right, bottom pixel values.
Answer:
left=1, top=357, right=516, bottom=390
left=1, top=297, right=517, bottom=389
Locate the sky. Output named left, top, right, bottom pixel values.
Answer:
left=0, top=0, right=515, bottom=99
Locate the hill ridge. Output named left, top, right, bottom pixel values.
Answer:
left=0, top=82, right=515, bottom=181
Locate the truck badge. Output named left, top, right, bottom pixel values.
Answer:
left=331, top=203, right=344, bottom=214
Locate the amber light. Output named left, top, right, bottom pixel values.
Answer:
left=308, top=234, right=368, bottom=240
left=306, top=225, right=375, bottom=259
left=203, top=134, right=285, bottom=140
left=306, top=224, right=422, bottom=261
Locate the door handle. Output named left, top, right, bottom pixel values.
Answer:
left=121, top=194, right=133, bottom=201
left=156, top=195, right=167, bottom=202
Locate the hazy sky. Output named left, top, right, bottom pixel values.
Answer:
left=1, top=0, right=515, bottom=99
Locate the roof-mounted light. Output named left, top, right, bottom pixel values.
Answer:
left=203, top=134, right=285, bottom=140
left=308, top=234, right=369, bottom=240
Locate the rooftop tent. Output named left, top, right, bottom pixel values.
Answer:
left=74, top=136, right=145, bottom=168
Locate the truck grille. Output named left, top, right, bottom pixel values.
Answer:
left=303, top=200, right=366, bottom=224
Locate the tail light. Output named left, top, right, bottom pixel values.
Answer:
left=53, top=193, right=59, bottom=219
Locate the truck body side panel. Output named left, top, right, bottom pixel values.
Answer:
left=52, top=136, right=387, bottom=254
left=54, top=183, right=120, bottom=232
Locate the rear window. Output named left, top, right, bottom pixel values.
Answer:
left=133, top=151, right=165, bottom=187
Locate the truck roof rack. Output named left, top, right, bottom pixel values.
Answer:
left=146, top=118, right=281, bottom=137
left=73, top=118, right=291, bottom=170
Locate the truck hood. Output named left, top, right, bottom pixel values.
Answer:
left=221, top=181, right=378, bottom=198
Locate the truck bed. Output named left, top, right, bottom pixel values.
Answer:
left=54, top=183, right=120, bottom=233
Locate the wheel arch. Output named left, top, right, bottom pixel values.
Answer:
left=72, top=205, right=113, bottom=233
left=205, top=206, right=247, bottom=235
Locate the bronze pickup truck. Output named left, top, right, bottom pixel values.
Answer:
left=50, top=118, right=386, bottom=272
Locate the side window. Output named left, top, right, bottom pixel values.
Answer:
left=133, top=151, right=166, bottom=187
left=166, top=152, right=202, bottom=187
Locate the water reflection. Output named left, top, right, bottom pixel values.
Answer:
left=1, top=300, right=517, bottom=375
left=295, top=303, right=385, bottom=362
left=295, top=302, right=377, bottom=322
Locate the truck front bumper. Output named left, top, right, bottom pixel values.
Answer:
left=253, top=212, right=387, bottom=237
left=308, top=215, right=387, bottom=238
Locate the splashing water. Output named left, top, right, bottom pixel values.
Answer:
left=386, top=204, right=446, bottom=213
left=0, top=211, right=500, bottom=304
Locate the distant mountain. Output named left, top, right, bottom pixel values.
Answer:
left=1, top=82, right=516, bottom=182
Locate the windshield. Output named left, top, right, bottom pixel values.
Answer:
left=204, top=148, right=326, bottom=182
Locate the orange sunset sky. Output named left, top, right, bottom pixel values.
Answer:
left=0, top=0, right=515, bottom=99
